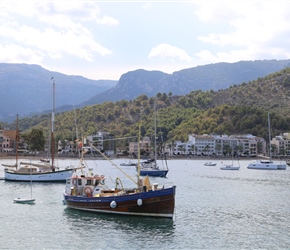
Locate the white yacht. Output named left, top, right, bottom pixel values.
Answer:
left=247, top=159, right=286, bottom=170
left=247, top=113, right=286, bottom=170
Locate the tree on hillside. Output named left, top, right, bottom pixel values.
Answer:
left=28, top=128, right=45, bottom=151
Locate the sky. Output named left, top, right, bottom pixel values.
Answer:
left=1, top=0, right=290, bottom=81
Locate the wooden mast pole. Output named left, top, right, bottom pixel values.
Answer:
left=51, top=77, right=55, bottom=172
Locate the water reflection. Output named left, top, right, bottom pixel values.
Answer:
left=63, top=208, right=175, bottom=236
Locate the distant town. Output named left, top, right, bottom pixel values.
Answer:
left=1, top=129, right=290, bottom=159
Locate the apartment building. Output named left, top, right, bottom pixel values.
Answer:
left=87, top=132, right=115, bottom=155
left=271, top=133, right=290, bottom=156
left=172, top=134, right=267, bottom=157
left=129, top=137, right=151, bottom=156
left=0, top=130, right=18, bottom=152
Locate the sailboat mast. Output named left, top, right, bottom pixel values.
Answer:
left=15, top=114, right=19, bottom=170
left=74, top=107, right=80, bottom=158
left=51, top=77, right=55, bottom=171
left=268, top=112, right=272, bottom=161
left=154, top=98, right=157, bottom=163
left=137, top=124, right=141, bottom=184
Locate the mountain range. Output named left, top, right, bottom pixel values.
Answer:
left=1, top=59, right=290, bottom=122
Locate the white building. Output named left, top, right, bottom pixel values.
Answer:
left=171, top=133, right=267, bottom=157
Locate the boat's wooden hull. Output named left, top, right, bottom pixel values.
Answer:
left=4, top=169, right=74, bottom=182
left=64, top=185, right=176, bottom=218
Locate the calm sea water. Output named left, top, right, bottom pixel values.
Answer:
left=0, top=158, right=290, bottom=250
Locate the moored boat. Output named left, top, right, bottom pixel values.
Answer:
left=2, top=80, right=76, bottom=182
left=63, top=174, right=176, bottom=218
left=4, top=162, right=75, bottom=182
left=220, top=165, right=240, bottom=170
left=13, top=197, right=35, bottom=204
left=247, top=159, right=286, bottom=170
left=63, top=130, right=176, bottom=219
left=138, top=159, right=168, bottom=177
left=120, top=160, right=137, bottom=166
left=204, top=162, right=217, bottom=166
left=247, top=113, right=286, bottom=170
left=138, top=99, right=169, bottom=178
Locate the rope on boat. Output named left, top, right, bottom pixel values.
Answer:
left=88, top=141, right=138, bottom=186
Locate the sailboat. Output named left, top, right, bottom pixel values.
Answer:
left=63, top=127, right=176, bottom=219
left=247, top=113, right=286, bottom=170
left=138, top=98, right=169, bottom=177
left=220, top=154, right=240, bottom=170
left=2, top=79, right=76, bottom=182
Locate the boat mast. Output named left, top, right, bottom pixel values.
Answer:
left=154, top=98, right=157, bottom=164
left=137, top=124, right=141, bottom=186
left=73, top=107, right=80, bottom=158
left=268, top=112, right=272, bottom=161
left=15, top=114, right=19, bottom=170
left=51, top=77, right=55, bottom=172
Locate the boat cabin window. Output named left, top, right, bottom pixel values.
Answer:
left=86, top=180, right=92, bottom=185
left=78, top=179, right=82, bottom=185
left=28, top=168, right=37, bottom=173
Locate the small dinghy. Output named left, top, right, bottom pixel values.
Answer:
left=13, top=197, right=35, bottom=204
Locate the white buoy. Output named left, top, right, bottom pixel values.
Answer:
left=137, top=199, right=143, bottom=206
left=110, top=200, right=117, bottom=208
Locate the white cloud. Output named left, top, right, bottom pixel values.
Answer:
left=148, top=43, right=192, bottom=62
left=194, top=1, right=290, bottom=61
left=0, top=1, right=112, bottom=64
left=97, top=15, right=119, bottom=26
left=0, top=44, right=43, bottom=63
left=1, top=1, right=290, bottom=80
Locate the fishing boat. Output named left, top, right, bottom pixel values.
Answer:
left=63, top=130, right=176, bottom=219
left=138, top=99, right=169, bottom=177
left=2, top=80, right=76, bottom=182
left=247, top=113, right=286, bottom=170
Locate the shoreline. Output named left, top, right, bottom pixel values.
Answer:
left=0, top=153, right=287, bottom=161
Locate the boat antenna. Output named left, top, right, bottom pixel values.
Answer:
left=51, top=77, right=55, bottom=172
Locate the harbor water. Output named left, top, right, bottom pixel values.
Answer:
left=0, top=158, right=290, bottom=249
